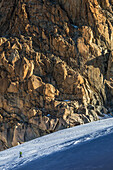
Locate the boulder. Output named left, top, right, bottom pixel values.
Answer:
left=15, top=57, right=34, bottom=80
left=7, top=82, right=19, bottom=93
left=43, top=83, right=56, bottom=99
left=53, top=62, right=67, bottom=86
left=28, top=75, right=44, bottom=92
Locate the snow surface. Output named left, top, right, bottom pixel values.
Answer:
left=0, top=118, right=113, bottom=170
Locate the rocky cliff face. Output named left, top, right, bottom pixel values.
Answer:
left=0, top=0, right=113, bottom=151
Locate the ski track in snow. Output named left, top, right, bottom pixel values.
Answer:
left=0, top=118, right=113, bottom=170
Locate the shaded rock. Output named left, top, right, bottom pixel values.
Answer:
left=0, top=78, right=9, bottom=93
left=107, top=51, right=113, bottom=80
left=9, top=49, right=20, bottom=65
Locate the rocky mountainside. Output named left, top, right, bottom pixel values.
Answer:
left=0, top=0, right=113, bottom=151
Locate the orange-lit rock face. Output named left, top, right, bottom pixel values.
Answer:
left=0, top=0, right=112, bottom=150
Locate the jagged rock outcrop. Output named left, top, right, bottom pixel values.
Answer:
left=0, top=0, right=113, bottom=151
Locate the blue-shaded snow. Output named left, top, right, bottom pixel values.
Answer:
left=18, top=132, right=113, bottom=170
left=0, top=118, right=113, bottom=170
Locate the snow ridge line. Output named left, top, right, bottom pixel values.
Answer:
left=10, top=126, right=113, bottom=170
left=54, top=126, right=113, bottom=150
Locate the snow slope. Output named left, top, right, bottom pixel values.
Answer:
left=0, top=118, right=113, bottom=170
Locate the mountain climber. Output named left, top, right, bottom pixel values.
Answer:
left=19, top=151, right=22, bottom=158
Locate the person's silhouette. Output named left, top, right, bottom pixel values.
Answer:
left=19, top=151, right=22, bottom=158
